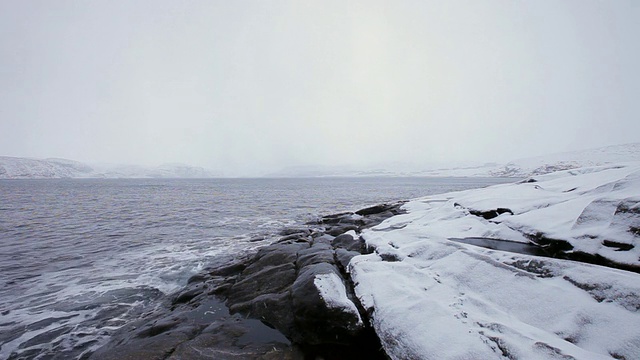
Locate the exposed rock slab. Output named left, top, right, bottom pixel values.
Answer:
left=90, top=202, right=405, bottom=359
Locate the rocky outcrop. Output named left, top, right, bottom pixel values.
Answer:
left=90, top=202, right=405, bottom=360
left=222, top=202, right=406, bottom=348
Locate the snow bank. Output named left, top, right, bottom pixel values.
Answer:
left=351, top=163, right=640, bottom=359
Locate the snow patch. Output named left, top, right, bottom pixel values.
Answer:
left=313, top=273, right=363, bottom=325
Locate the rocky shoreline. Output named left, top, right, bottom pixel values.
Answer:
left=90, top=202, right=406, bottom=360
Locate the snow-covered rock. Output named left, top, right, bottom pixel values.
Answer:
left=351, top=162, right=640, bottom=359
left=314, top=273, right=363, bottom=327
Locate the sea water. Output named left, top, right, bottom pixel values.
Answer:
left=0, top=177, right=511, bottom=359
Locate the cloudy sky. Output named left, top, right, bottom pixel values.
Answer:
left=1, top=1, right=639, bottom=176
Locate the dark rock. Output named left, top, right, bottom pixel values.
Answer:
left=291, top=263, right=364, bottom=345
left=279, top=227, right=311, bottom=236
left=312, top=234, right=335, bottom=246
left=602, top=240, right=634, bottom=251
left=277, top=234, right=311, bottom=243
left=355, top=204, right=398, bottom=216
left=320, top=212, right=355, bottom=224
left=90, top=202, right=405, bottom=360
left=469, top=208, right=514, bottom=220
left=379, top=253, right=402, bottom=262
left=208, top=261, right=247, bottom=277
left=249, top=235, right=266, bottom=242
left=168, top=320, right=301, bottom=360
left=615, top=200, right=640, bottom=215
left=136, top=319, right=181, bottom=338
left=19, top=326, right=69, bottom=349
left=228, top=263, right=296, bottom=305
left=172, top=286, right=204, bottom=305
left=91, top=327, right=193, bottom=360
left=187, top=273, right=208, bottom=284
left=327, top=225, right=359, bottom=236
left=332, top=234, right=362, bottom=252
left=229, top=292, right=296, bottom=336
left=335, top=248, right=360, bottom=271
left=566, top=251, right=640, bottom=274
left=243, top=243, right=307, bottom=274
left=296, top=243, right=335, bottom=269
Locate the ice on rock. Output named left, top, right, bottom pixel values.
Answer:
left=313, top=273, right=363, bottom=326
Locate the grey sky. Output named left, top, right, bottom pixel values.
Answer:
left=1, top=1, right=639, bottom=176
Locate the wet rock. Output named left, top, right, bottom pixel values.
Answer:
left=332, top=234, right=362, bottom=252
left=91, top=319, right=197, bottom=360
left=222, top=204, right=406, bottom=349
left=90, top=202, right=404, bottom=360
left=355, top=204, right=398, bottom=216
left=335, top=248, right=360, bottom=271
left=208, top=261, right=248, bottom=277
left=291, top=263, right=364, bottom=345
left=320, top=212, right=355, bottom=224
left=469, top=207, right=514, bottom=220
left=602, top=240, right=634, bottom=251
left=279, top=227, right=311, bottom=236
left=136, top=319, right=182, bottom=338
left=172, top=286, right=205, bottom=305
left=312, top=234, right=335, bottom=246
left=296, top=243, right=335, bottom=268
left=277, top=233, right=310, bottom=243
left=187, top=273, right=208, bottom=284
left=167, top=321, right=301, bottom=360
left=229, top=292, right=295, bottom=336
left=244, top=243, right=308, bottom=273
left=229, top=263, right=296, bottom=306
left=326, top=225, right=359, bottom=236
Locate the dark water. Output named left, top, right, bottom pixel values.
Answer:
left=449, top=237, right=550, bottom=257
left=0, top=177, right=512, bottom=359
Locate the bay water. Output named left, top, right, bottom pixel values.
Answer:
left=0, top=177, right=512, bottom=359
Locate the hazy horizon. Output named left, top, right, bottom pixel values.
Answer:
left=2, top=1, right=639, bottom=176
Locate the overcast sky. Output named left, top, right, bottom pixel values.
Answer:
left=1, top=1, right=639, bottom=176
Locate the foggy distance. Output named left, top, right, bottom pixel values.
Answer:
left=1, top=1, right=639, bottom=176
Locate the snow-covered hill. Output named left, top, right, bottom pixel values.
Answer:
left=0, top=157, right=93, bottom=179
left=268, top=143, right=640, bottom=178
left=0, top=157, right=219, bottom=179
left=488, top=142, right=640, bottom=177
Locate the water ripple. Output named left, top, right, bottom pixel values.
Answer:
left=0, top=177, right=511, bottom=359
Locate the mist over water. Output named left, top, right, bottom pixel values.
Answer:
left=0, top=177, right=511, bottom=359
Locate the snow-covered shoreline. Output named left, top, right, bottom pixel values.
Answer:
left=351, top=162, right=640, bottom=359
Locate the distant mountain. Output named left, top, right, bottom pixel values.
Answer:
left=0, top=157, right=220, bottom=179
left=3, top=143, right=639, bottom=179
left=268, top=143, right=640, bottom=178
left=0, top=157, right=91, bottom=179
left=488, top=142, right=640, bottom=177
